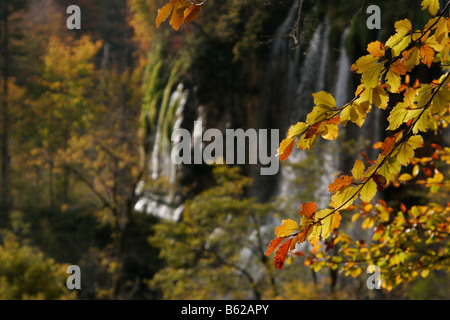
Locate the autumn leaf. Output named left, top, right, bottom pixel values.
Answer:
left=299, top=202, right=317, bottom=218
left=330, top=185, right=359, bottom=210
left=169, top=1, right=190, bottom=31
left=156, top=0, right=176, bottom=28
left=278, top=137, right=295, bottom=161
left=184, top=4, right=202, bottom=23
left=274, top=239, right=291, bottom=269
left=312, top=91, right=336, bottom=109
left=351, top=55, right=379, bottom=74
left=367, top=41, right=386, bottom=58
left=420, top=44, right=435, bottom=67
left=360, top=178, right=377, bottom=203
left=275, top=219, right=299, bottom=237
left=381, top=131, right=402, bottom=156
left=328, top=175, right=354, bottom=193
left=265, top=236, right=285, bottom=256
left=361, top=62, right=384, bottom=89
left=397, top=135, right=424, bottom=165
left=307, top=224, right=321, bottom=246
left=156, top=0, right=202, bottom=30
left=421, top=0, right=440, bottom=15
left=352, top=160, right=365, bottom=180
left=385, top=19, right=412, bottom=55
left=316, top=209, right=334, bottom=240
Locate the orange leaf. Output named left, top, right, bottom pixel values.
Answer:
left=297, top=226, right=310, bottom=243
left=311, top=243, right=322, bottom=254
left=299, top=202, right=317, bottom=218
left=304, top=122, right=321, bottom=139
left=156, top=0, right=176, bottom=27
left=327, top=115, right=340, bottom=125
left=328, top=175, right=354, bottom=193
left=278, top=137, right=295, bottom=161
left=184, top=4, right=201, bottom=23
left=274, top=239, right=292, bottom=269
left=367, top=41, right=385, bottom=57
left=381, top=131, right=402, bottom=156
left=265, top=237, right=285, bottom=256
left=420, top=44, right=435, bottom=67
left=390, top=60, right=407, bottom=75
left=290, top=234, right=300, bottom=251
left=170, top=8, right=185, bottom=30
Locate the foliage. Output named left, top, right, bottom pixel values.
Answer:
left=266, top=0, right=450, bottom=290
left=0, top=232, right=76, bottom=300
left=149, top=166, right=278, bottom=299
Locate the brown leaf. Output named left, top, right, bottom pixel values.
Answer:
left=274, top=239, right=292, bottom=270
left=265, top=237, right=285, bottom=256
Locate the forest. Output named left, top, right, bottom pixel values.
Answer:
left=0, top=0, right=449, bottom=300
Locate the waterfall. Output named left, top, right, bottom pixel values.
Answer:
left=273, top=17, right=336, bottom=207
left=334, top=28, right=351, bottom=107
left=135, top=83, right=188, bottom=221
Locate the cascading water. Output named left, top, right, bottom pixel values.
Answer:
left=135, top=83, right=188, bottom=221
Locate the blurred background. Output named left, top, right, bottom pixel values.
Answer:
left=0, top=0, right=449, bottom=299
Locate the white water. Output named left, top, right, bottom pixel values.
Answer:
left=135, top=83, right=188, bottom=221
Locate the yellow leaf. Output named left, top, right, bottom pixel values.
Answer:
left=421, top=0, right=440, bottom=15
left=397, top=135, right=424, bottom=165
left=351, top=55, right=379, bottom=74
left=372, top=86, right=389, bottom=110
left=403, top=47, right=421, bottom=72
left=306, top=105, right=331, bottom=124
left=313, top=91, right=336, bottom=109
left=316, top=209, right=334, bottom=240
left=377, top=157, right=402, bottom=182
left=385, top=69, right=402, bottom=93
left=287, top=121, right=307, bottom=138
left=311, top=243, right=322, bottom=254
left=394, top=18, right=413, bottom=34
left=421, top=269, right=430, bottom=278
left=331, top=212, right=342, bottom=232
left=275, top=219, right=299, bottom=237
left=307, top=224, right=321, bottom=246
left=360, top=178, right=377, bottom=203
left=352, top=160, right=365, bottom=180
left=330, top=185, right=359, bottom=210
left=361, top=62, right=384, bottom=89
left=386, top=19, right=412, bottom=55
left=398, top=173, right=413, bottom=182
